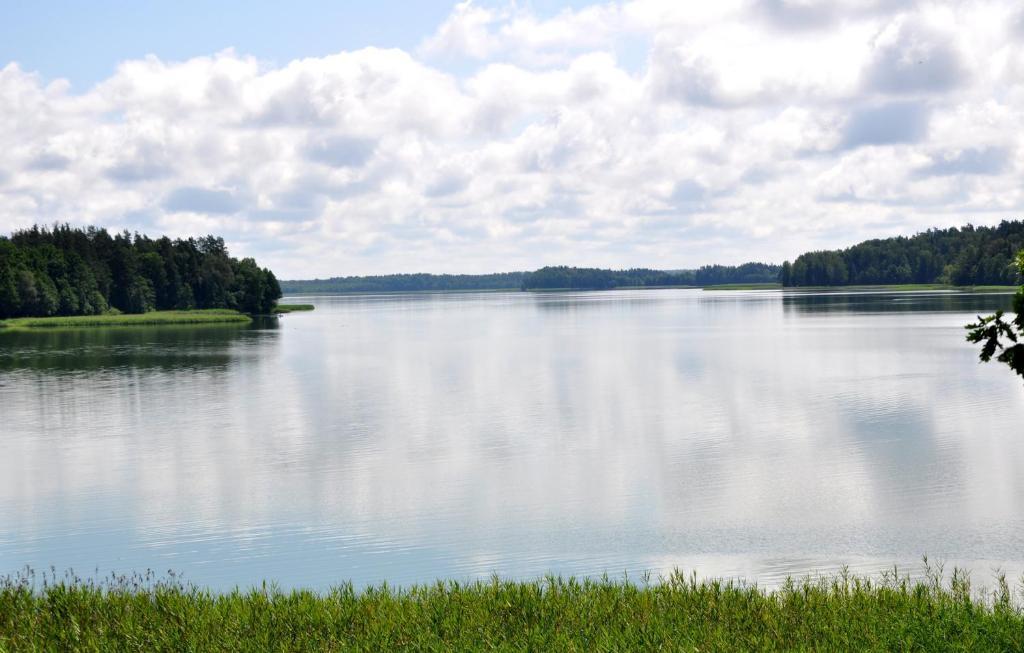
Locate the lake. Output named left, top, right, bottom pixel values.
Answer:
left=2, top=289, right=1023, bottom=591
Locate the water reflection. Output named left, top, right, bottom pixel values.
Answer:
left=0, top=322, right=268, bottom=373
left=781, top=289, right=1014, bottom=314
left=1, top=290, right=1023, bottom=590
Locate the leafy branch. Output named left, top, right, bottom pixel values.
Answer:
left=966, top=251, right=1024, bottom=379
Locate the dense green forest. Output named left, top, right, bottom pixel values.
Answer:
left=783, top=220, right=1024, bottom=287
left=282, top=263, right=780, bottom=294
left=19, top=219, right=1024, bottom=312
left=521, top=263, right=780, bottom=290
left=0, top=225, right=281, bottom=319
left=691, top=263, right=782, bottom=286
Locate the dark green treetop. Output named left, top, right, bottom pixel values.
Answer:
left=0, top=224, right=281, bottom=319
left=783, top=220, right=1024, bottom=287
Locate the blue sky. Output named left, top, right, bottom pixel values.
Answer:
left=1, top=1, right=599, bottom=88
left=1, top=1, right=451, bottom=88
left=1, top=1, right=1022, bottom=278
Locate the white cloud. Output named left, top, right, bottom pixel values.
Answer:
left=1, top=1, right=1023, bottom=278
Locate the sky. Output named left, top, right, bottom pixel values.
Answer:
left=1, top=1, right=1022, bottom=278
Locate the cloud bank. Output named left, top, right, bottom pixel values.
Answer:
left=1, top=0, right=1023, bottom=278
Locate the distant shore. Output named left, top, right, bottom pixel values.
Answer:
left=279, top=283, right=1020, bottom=296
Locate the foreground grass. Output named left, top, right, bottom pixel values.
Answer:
left=0, top=309, right=251, bottom=329
left=1, top=568, right=1022, bottom=651
left=274, top=303, right=315, bottom=313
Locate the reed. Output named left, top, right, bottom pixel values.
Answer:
left=0, top=309, right=251, bottom=329
left=274, top=304, right=315, bottom=313
left=1, top=564, right=1021, bottom=651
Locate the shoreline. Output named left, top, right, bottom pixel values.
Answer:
left=280, top=283, right=1020, bottom=296
left=272, top=303, right=315, bottom=314
left=0, top=309, right=252, bottom=330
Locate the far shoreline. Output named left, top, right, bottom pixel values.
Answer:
left=280, top=283, right=1020, bottom=296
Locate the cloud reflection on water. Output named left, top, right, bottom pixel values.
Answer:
left=1, top=289, right=1022, bottom=589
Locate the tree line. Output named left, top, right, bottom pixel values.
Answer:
left=280, top=272, right=526, bottom=294
left=520, top=263, right=780, bottom=290
left=0, top=225, right=281, bottom=319
left=281, top=263, right=781, bottom=294
left=782, top=220, right=1024, bottom=287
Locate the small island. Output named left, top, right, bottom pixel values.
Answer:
left=0, top=225, right=282, bottom=328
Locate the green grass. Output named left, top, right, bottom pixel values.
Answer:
left=969, top=285, right=1022, bottom=293
left=613, top=284, right=698, bottom=290
left=788, top=283, right=1019, bottom=292
left=703, top=283, right=783, bottom=290
left=274, top=303, right=315, bottom=313
left=1, top=566, right=1022, bottom=651
left=524, top=285, right=697, bottom=292
left=705, top=283, right=1020, bottom=292
left=0, top=309, right=251, bottom=329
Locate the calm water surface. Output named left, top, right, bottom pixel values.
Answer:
left=2, top=289, right=1023, bottom=590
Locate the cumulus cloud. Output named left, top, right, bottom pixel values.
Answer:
left=864, top=18, right=966, bottom=94
left=305, top=136, right=377, bottom=168
left=915, top=147, right=1010, bottom=177
left=668, top=180, right=709, bottom=214
left=420, top=1, right=624, bottom=65
left=164, top=187, right=246, bottom=214
left=840, top=101, right=930, bottom=149
left=755, top=0, right=839, bottom=31
left=27, top=151, right=72, bottom=171
left=425, top=170, right=470, bottom=197
left=0, top=1, right=1022, bottom=277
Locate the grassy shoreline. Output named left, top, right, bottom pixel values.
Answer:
left=0, top=309, right=251, bottom=330
left=703, top=282, right=783, bottom=290
left=1, top=568, right=1021, bottom=650
left=785, top=283, right=1019, bottom=292
left=706, top=283, right=1020, bottom=292
left=273, top=303, right=315, bottom=313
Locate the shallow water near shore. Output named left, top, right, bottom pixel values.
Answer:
left=2, top=288, right=1023, bottom=590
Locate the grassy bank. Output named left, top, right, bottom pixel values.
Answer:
left=705, top=283, right=1020, bottom=292
left=703, top=282, right=782, bottom=290
left=787, top=283, right=1019, bottom=292
left=0, top=309, right=251, bottom=329
left=274, top=303, right=315, bottom=313
left=1, top=569, right=1021, bottom=651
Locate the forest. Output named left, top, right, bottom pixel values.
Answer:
left=280, top=272, right=525, bottom=294
left=782, top=220, right=1024, bottom=287
left=520, top=263, right=780, bottom=290
left=282, top=263, right=781, bottom=293
left=10, top=220, right=1024, bottom=316
left=0, top=225, right=281, bottom=319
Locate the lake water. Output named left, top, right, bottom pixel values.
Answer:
left=2, top=289, right=1024, bottom=591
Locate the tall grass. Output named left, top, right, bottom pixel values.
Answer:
left=0, top=309, right=251, bottom=329
left=703, top=283, right=783, bottom=290
left=1, top=564, right=1021, bottom=651
left=273, top=304, right=315, bottom=313
left=783, top=284, right=1019, bottom=292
